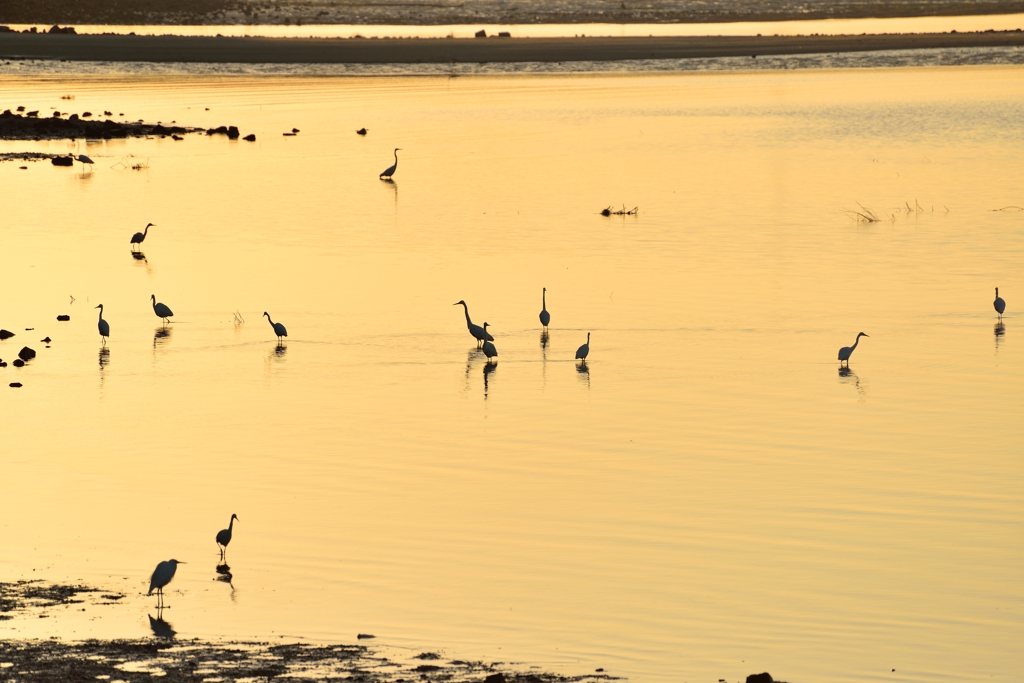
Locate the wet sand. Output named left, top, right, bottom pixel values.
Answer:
left=2, top=30, right=1024, bottom=64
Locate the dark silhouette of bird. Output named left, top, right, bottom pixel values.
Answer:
left=454, top=300, right=493, bottom=347
left=994, top=287, right=1006, bottom=318
left=216, top=514, right=239, bottom=558
left=148, top=559, right=184, bottom=608
left=131, top=223, right=154, bottom=250
left=576, top=332, right=590, bottom=363
left=151, top=294, right=173, bottom=324
left=539, top=287, right=550, bottom=327
left=838, top=332, right=868, bottom=367
left=380, top=148, right=401, bottom=179
left=264, top=312, right=287, bottom=341
left=95, top=304, right=109, bottom=343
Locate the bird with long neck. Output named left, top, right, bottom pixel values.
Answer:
left=131, top=223, right=154, bottom=251
left=454, top=300, right=493, bottom=346
left=148, top=559, right=185, bottom=608
left=216, top=514, right=239, bottom=558
left=576, top=332, right=590, bottom=362
left=380, top=148, right=401, bottom=179
left=95, top=304, right=109, bottom=344
left=539, top=288, right=550, bottom=328
left=264, top=312, right=287, bottom=341
left=482, top=324, right=498, bottom=363
left=151, top=295, right=174, bottom=324
left=994, top=287, right=1006, bottom=318
left=838, top=332, right=868, bottom=367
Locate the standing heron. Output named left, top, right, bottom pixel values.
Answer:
left=148, top=559, right=185, bottom=608
left=576, top=332, right=590, bottom=363
left=994, top=287, right=1006, bottom=318
left=131, top=223, right=155, bottom=251
left=838, top=332, right=868, bottom=367
left=379, top=148, right=401, bottom=180
left=454, top=300, right=493, bottom=347
left=75, top=154, right=94, bottom=171
left=482, top=324, right=498, bottom=363
left=95, top=304, right=109, bottom=344
left=151, top=294, right=174, bottom=324
left=216, top=514, right=239, bottom=559
left=539, top=288, right=550, bottom=328
left=263, top=312, right=287, bottom=341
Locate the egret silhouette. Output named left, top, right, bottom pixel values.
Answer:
left=482, top=324, right=498, bottom=363
left=95, top=304, right=109, bottom=344
left=216, top=514, right=239, bottom=558
left=838, top=332, right=868, bottom=367
left=576, top=332, right=590, bottom=363
left=151, top=294, right=173, bottom=324
left=148, top=559, right=184, bottom=608
left=454, top=300, right=493, bottom=347
left=539, top=288, right=550, bottom=328
left=380, top=148, right=401, bottom=180
left=994, top=287, right=1006, bottom=318
left=263, top=312, right=287, bottom=341
left=76, top=154, right=94, bottom=171
left=131, top=223, right=154, bottom=251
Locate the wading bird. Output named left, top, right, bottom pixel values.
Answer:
left=482, top=324, right=498, bottom=362
left=379, top=148, right=401, bottom=180
left=576, top=332, right=590, bottom=363
left=131, top=223, right=154, bottom=251
left=148, top=559, right=184, bottom=608
left=216, top=514, right=239, bottom=558
left=994, top=287, right=1006, bottom=318
left=76, top=154, right=94, bottom=171
left=454, top=300, right=493, bottom=347
left=539, top=288, right=550, bottom=328
left=263, top=312, right=287, bottom=341
left=95, top=304, right=109, bottom=344
left=838, top=332, right=868, bottom=367
left=151, top=294, right=173, bottom=324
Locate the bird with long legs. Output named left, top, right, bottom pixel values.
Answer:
left=131, top=223, right=154, bottom=251
left=216, top=514, right=239, bottom=560
left=151, top=294, right=174, bottom=324
left=838, top=332, right=868, bottom=368
left=148, top=559, right=184, bottom=608
left=454, top=300, right=493, bottom=347
left=482, top=324, right=498, bottom=363
left=95, top=304, right=109, bottom=344
left=263, top=312, right=287, bottom=342
left=379, top=148, right=401, bottom=180
left=994, top=287, right=1006, bottom=318
left=539, top=288, right=550, bottom=328
left=75, top=154, right=94, bottom=172
left=576, top=332, right=590, bottom=364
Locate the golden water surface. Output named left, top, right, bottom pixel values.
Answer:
left=1, top=67, right=1022, bottom=682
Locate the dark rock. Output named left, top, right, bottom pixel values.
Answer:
left=484, top=674, right=506, bottom=683
left=82, top=111, right=92, bottom=117
left=0, top=26, right=13, bottom=33
left=600, top=207, right=611, bottom=216
left=475, top=29, right=487, bottom=38
left=356, top=633, right=375, bottom=639
left=498, top=31, right=511, bottom=37
left=57, top=315, right=70, bottom=321
left=53, top=111, right=62, bottom=117
left=41, top=337, right=51, bottom=343
left=52, top=155, right=73, bottom=166
left=17, top=106, right=25, bottom=111
left=13, top=359, right=24, bottom=367
left=356, top=128, right=368, bottom=135
left=746, top=674, right=774, bottom=683
left=292, top=128, right=300, bottom=133
left=68, top=113, right=79, bottom=121
left=227, top=126, right=240, bottom=139
left=413, top=665, right=441, bottom=672
left=172, top=134, right=183, bottom=140
left=10, top=382, right=22, bottom=387
left=103, top=110, right=112, bottom=115
left=0, top=362, right=6, bottom=367
left=0, top=329, right=14, bottom=339
left=18, top=347, right=36, bottom=361
left=243, top=133, right=256, bottom=141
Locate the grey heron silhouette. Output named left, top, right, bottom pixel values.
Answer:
left=148, top=559, right=184, bottom=608
left=576, top=332, right=590, bottom=364
left=151, top=295, right=173, bottom=324
left=994, top=288, right=1006, bottom=318
left=539, top=288, right=550, bottom=328
left=454, top=300, right=493, bottom=347
left=838, top=332, right=868, bottom=367
left=263, top=312, right=287, bottom=342
left=131, top=223, right=154, bottom=251
left=216, top=514, right=239, bottom=559
left=380, top=148, right=401, bottom=180
left=95, top=304, right=109, bottom=344
left=482, top=324, right=498, bottom=363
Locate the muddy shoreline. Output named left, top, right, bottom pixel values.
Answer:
left=2, top=29, right=1024, bottom=65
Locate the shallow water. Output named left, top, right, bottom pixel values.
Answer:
left=1, top=67, right=1022, bottom=682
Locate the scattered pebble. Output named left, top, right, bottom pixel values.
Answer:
left=0, top=329, right=15, bottom=339
left=13, top=359, right=25, bottom=367
left=41, top=337, right=52, bottom=343
left=356, top=127, right=368, bottom=135
left=243, top=133, right=256, bottom=141
left=10, top=382, right=22, bottom=387
left=18, top=346, right=37, bottom=361
left=57, top=315, right=70, bottom=321
left=356, top=633, right=375, bottom=639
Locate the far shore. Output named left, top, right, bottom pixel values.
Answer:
left=2, top=29, right=1024, bottom=64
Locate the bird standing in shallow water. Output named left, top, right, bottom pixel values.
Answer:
left=263, top=312, right=287, bottom=342
left=95, top=304, right=109, bottom=344
left=151, top=295, right=173, bottom=324
left=379, top=148, right=401, bottom=180
left=454, top=300, right=493, bottom=347
left=539, top=288, right=550, bottom=328
left=482, top=324, right=498, bottom=363
left=216, top=514, right=239, bottom=559
left=576, top=332, right=590, bottom=363
left=994, top=288, right=1006, bottom=318
left=130, top=223, right=154, bottom=251
left=148, top=559, right=184, bottom=608
left=838, top=332, right=868, bottom=367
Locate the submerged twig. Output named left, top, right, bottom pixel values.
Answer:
left=842, top=202, right=880, bottom=223
left=600, top=204, right=639, bottom=216
left=992, top=205, right=1024, bottom=211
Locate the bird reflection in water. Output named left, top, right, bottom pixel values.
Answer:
left=131, top=251, right=146, bottom=261
left=464, top=347, right=484, bottom=383
left=994, top=320, right=1006, bottom=351
left=483, top=361, right=496, bottom=400
left=540, top=329, right=549, bottom=349
left=273, top=342, right=287, bottom=358
left=131, top=251, right=153, bottom=275
left=148, top=607, right=176, bottom=639
left=838, top=366, right=867, bottom=401
left=153, top=326, right=172, bottom=349
left=576, top=360, right=590, bottom=388
left=215, top=562, right=236, bottom=600
left=98, top=346, right=110, bottom=368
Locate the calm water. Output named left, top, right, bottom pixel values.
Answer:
left=1, top=68, right=1022, bottom=682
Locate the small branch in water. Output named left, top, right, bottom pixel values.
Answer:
left=233, top=310, right=245, bottom=325
left=992, top=205, right=1024, bottom=211
left=600, top=204, right=639, bottom=216
left=842, top=202, right=880, bottom=223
